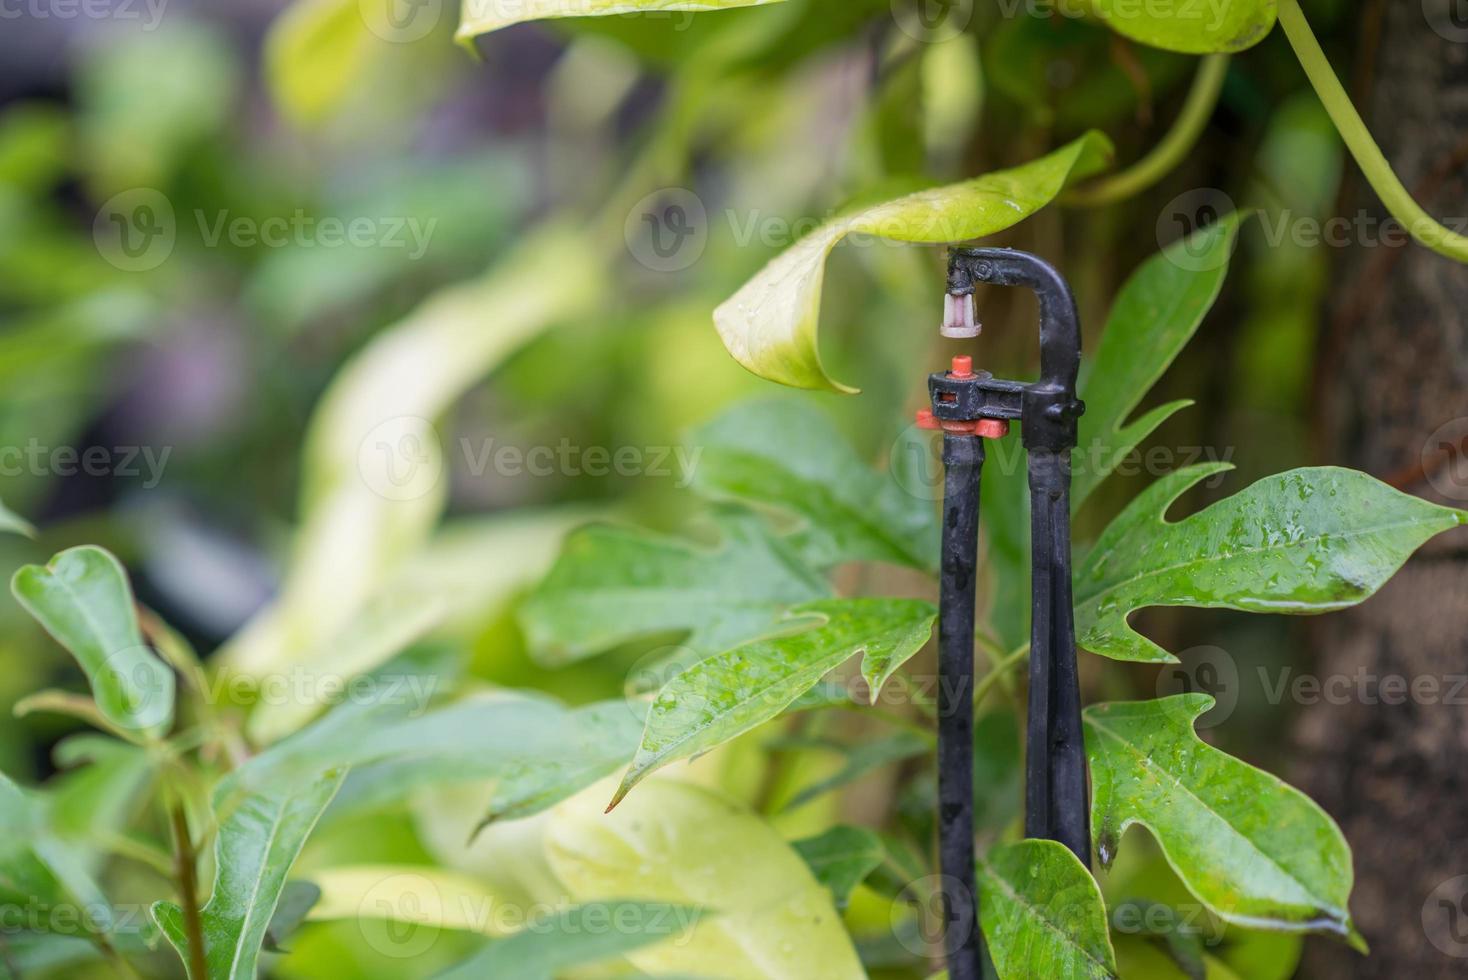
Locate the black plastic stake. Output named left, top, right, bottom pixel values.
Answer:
left=922, top=247, right=1092, bottom=980
left=937, top=434, right=984, bottom=980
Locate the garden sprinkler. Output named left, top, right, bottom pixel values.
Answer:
left=916, top=248, right=1090, bottom=980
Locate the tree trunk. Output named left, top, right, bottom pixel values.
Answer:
left=1298, top=2, right=1468, bottom=976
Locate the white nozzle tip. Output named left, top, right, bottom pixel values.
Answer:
left=941, top=293, right=980, bottom=338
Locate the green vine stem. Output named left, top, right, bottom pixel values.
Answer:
left=1065, top=54, right=1230, bottom=208
left=1278, top=0, right=1468, bottom=262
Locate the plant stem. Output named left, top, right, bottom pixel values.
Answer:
left=169, top=801, right=209, bottom=980
left=1065, top=54, right=1230, bottom=208
left=973, top=644, right=1030, bottom=710
left=1277, top=0, right=1468, bottom=261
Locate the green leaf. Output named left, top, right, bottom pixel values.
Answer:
left=1075, top=465, right=1467, bottom=663
left=153, top=768, right=347, bottom=980
left=0, top=770, right=114, bottom=938
left=1073, top=215, right=1240, bottom=507
left=1085, top=695, right=1362, bottom=946
left=11, top=546, right=175, bottom=738
left=456, top=0, right=788, bottom=45
left=792, top=826, right=884, bottom=909
left=713, top=132, right=1113, bottom=392
left=0, top=497, right=36, bottom=537
left=778, top=731, right=929, bottom=813
left=436, top=902, right=700, bottom=980
left=262, top=881, right=320, bottom=952
left=520, top=510, right=830, bottom=666
left=546, top=780, right=865, bottom=978
left=977, top=839, right=1118, bottom=980
left=610, top=597, right=935, bottom=808
left=238, top=691, right=642, bottom=830
left=1079, top=0, right=1276, bottom=53
left=690, top=397, right=939, bottom=571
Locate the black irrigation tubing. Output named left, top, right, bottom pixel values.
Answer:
left=924, top=248, right=1092, bottom=980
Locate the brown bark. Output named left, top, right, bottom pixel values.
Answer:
left=1298, top=2, right=1468, bottom=976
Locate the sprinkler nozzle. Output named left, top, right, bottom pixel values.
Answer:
left=941, top=292, right=980, bottom=338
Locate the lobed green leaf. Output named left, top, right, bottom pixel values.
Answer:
left=520, top=509, right=830, bottom=666
left=1085, top=695, right=1364, bottom=947
left=610, top=597, right=936, bottom=808
left=1075, top=465, right=1467, bottom=663
left=690, top=397, right=939, bottom=570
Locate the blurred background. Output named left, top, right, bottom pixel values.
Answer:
left=0, top=0, right=1465, bottom=976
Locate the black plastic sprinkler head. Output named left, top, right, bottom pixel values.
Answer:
left=918, top=247, right=1090, bottom=980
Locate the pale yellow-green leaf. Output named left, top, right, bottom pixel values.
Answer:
left=219, top=226, right=604, bottom=684
left=264, top=0, right=374, bottom=125
left=545, top=779, right=865, bottom=979
left=713, top=132, right=1113, bottom=392
left=308, top=865, right=507, bottom=936
left=457, top=0, right=788, bottom=45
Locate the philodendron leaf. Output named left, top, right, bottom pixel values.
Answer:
left=11, top=546, right=175, bottom=738
left=546, top=780, right=865, bottom=978
left=1085, top=695, right=1363, bottom=947
left=1075, top=464, right=1467, bottom=663
left=609, top=597, right=936, bottom=808
left=792, top=826, right=884, bottom=909
left=690, top=397, right=940, bottom=571
left=1073, top=214, right=1240, bottom=508
left=456, top=0, right=786, bottom=44
left=153, top=769, right=347, bottom=980
left=714, top=132, right=1113, bottom=392
left=521, top=510, right=830, bottom=666
left=436, top=902, right=700, bottom=980
left=977, top=839, right=1118, bottom=980
left=1079, top=0, right=1276, bottom=53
